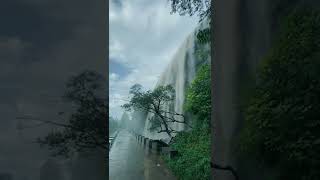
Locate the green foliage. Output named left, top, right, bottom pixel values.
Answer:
left=165, top=128, right=211, bottom=180
left=37, top=70, right=108, bottom=157
left=169, top=0, right=212, bottom=47
left=122, top=84, right=188, bottom=137
left=164, top=64, right=211, bottom=180
left=196, top=28, right=211, bottom=45
left=194, top=34, right=211, bottom=69
left=169, top=0, right=211, bottom=22
left=239, top=9, right=320, bottom=179
left=185, top=64, right=211, bottom=128
left=148, top=115, right=162, bottom=132
left=122, top=84, right=175, bottom=112
left=194, top=47, right=210, bottom=66
left=194, top=19, right=211, bottom=68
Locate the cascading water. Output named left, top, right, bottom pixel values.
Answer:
left=143, top=19, right=210, bottom=143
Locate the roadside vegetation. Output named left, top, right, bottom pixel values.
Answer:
left=164, top=64, right=211, bottom=180
left=239, top=9, right=320, bottom=180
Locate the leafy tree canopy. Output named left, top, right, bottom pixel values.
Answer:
left=240, top=9, right=320, bottom=179
left=169, top=0, right=212, bottom=45
left=169, top=0, right=212, bottom=22
left=37, top=70, right=107, bottom=157
left=122, top=84, right=190, bottom=139
left=185, top=64, right=211, bottom=129
left=165, top=64, right=212, bottom=180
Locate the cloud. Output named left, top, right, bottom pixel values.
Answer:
left=109, top=39, right=126, bottom=63
left=110, top=73, right=119, bottom=81
left=109, top=0, right=199, bottom=119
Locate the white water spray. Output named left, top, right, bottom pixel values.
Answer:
left=143, top=19, right=210, bottom=143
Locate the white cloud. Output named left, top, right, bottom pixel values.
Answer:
left=109, top=0, right=199, bottom=119
left=109, top=39, right=127, bottom=63
left=109, top=73, right=119, bottom=81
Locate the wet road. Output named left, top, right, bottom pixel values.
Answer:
left=109, top=130, right=176, bottom=180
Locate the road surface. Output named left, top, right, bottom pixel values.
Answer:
left=109, top=130, right=176, bottom=180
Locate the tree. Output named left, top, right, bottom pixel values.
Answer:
left=165, top=64, right=212, bottom=180
left=239, top=9, right=320, bottom=179
left=169, top=0, right=212, bottom=22
left=169, top=0, right=212, bottom=44
left=20, top=70, right=108, bottom=157
left=122, top=84, right=191, bottom=140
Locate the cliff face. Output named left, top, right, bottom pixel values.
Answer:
left=213, top=1, right=320, bottom=180
left=142, top=19, right=210, bottom=143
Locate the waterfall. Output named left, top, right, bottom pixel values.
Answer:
left=143, top=19, right=210, bottom=143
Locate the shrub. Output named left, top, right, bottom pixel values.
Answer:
left=240, top=8, right=320, bottom=180
left=185, top=64, right=211, bottom=129
left=165, top=128, right=211, bottom=180
left=164, top=64, right=211, bottom=180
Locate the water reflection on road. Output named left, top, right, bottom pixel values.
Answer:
left=109, top=130, right=176, bottom=180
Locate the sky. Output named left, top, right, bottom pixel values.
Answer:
left=0, top=0, right=106, bottom=179
left=109, top=0, right=199, bottom=119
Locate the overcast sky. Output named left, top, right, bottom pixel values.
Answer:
left=109, top=0, right=199, bottom=119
